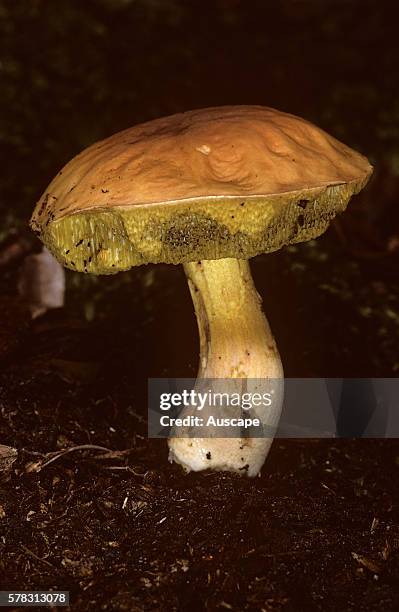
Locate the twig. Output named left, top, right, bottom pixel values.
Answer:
left=103, top=465, right=145, bottom=477
left=21, top=545, right=54, bottom=568
left=26, top=444, right=117, bottom=473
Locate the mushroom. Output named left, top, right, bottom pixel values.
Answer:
left=30, top=106, right=373, bottom=476
left=18, top=247, right=65, bottom=319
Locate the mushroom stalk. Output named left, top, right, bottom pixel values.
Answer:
left=168, top=257, right=284, bottom=476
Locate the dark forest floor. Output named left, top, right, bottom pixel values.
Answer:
left=1, top=236, right=399, bottom=611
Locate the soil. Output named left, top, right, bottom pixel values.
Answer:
left=1, top=235, right=399, bottom=611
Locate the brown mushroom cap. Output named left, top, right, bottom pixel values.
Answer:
left=30, top=105, right=372, bottom=274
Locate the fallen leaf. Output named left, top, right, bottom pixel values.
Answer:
left=0, top=444, right=17, bottom=476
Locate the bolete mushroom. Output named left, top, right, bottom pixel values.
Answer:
left=30, top=106, right=372, bottom=476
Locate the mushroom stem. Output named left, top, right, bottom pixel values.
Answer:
left=168, top=258, right=284, bottom=476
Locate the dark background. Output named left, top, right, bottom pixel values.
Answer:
left=1, top=2, right=399, bottom=609
left=1, top=0, right=399, bottom=378
left=1, top=0, right=398, bottom=223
